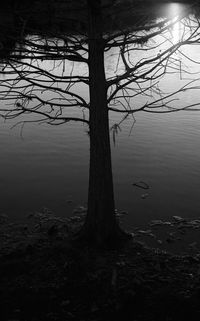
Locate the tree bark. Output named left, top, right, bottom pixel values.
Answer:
left=79, top=0, right=128, bottom=246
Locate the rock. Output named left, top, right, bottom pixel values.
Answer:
left=141, top=193, right=149, bottom=199
left=162, top=221, right=172, bottom=226
left=138, top=229, right=154, bottom=237
left=66, top=199, right=73, bottom=204
left=60, top=300, right=70, bottom=307
left=132, top=181, right=149, bottom=189
left=189, top=242, right=197, bottom=248
left=172, top=216, right=185, bottom=222
left=120, top=210, right=128, bottom=215
left=116, top=261, right=126, bottom=267
left=73, top=206, right=87, bottom=214
left=150, top=220, right=163, bottom=226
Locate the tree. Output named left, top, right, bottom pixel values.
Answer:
left=0, top=0, right=200, bottom=245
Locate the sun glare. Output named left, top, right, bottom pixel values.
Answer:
left=167, top=3, right=184, bottom=43
left=167, top=3, right=182, bottom=19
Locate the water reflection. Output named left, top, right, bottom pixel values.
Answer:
left=166, top=3, right=186, bottom=43
left=167, top=2, right=185, bottom=19
left=0, top=1, right=200, bottom=229
left=171, top=18, right=181, bottom=43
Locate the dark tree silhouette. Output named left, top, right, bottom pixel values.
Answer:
left=0, top=0, right=200, bottom=245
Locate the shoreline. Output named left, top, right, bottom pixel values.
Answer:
left=1, top=212, right=200, bottom=320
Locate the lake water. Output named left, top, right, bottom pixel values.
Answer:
left=1, top=2, right=200, bottom=230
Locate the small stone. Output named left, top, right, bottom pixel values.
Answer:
left=61, top=300, right=70, bottom=306
left=189, top=242, right=197, bottom=248
left=150, top=220, right=163, bottom=226
left=66, top=200, right=73, bottom=204
left=138, top=229, right=152, bottom=234
left=120, top=210, right=128, bottom=215
left=172, top=216, right=185, bottom=222
left=116, top=261, right=126, bottom=267
left=73, top=206, right=87, bottom=214
left=91, top=303, right=99, bottom=312
left=141, top=193, right=149, bottom=199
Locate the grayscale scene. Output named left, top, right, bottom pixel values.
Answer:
left=1, top=0, right=200, bottom=320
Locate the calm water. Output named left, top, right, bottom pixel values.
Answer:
left=1, top=2, right=200, bottom=229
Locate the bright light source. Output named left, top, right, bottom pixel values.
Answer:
left=167, top=2, right=184, bottom=19
left=166, top=3, right=185, bottom=43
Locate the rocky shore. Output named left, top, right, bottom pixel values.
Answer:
left=1, top=209, right=200, bottom=320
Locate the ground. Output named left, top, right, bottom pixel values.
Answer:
left=1, top=209, right=200, bottom=321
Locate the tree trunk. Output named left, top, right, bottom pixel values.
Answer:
left=79, top=0, right=129, bottom=246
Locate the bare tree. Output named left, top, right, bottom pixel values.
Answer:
left=0, top=0, right=200, bottom=245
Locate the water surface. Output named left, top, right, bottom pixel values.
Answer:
left=1, top=2, right=200, bottom=230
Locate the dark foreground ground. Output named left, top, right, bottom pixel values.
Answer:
left=1, top=209, right=200, bottom=321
